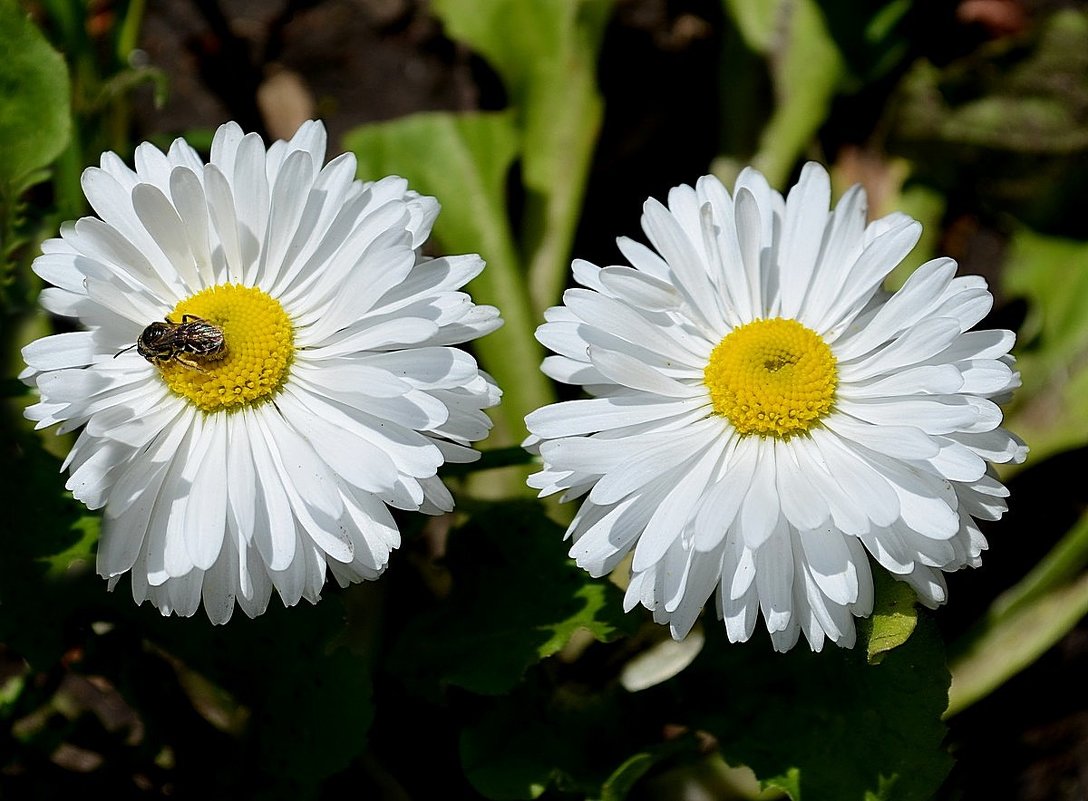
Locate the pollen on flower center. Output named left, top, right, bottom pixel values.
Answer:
left=158, top=284, right=293, bottom=413
left=703, top=317, right=836, bottom=438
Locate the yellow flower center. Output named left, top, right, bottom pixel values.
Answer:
left=158, top=284, right=293, bottom=413
left=703, top=318, right=836, bottom=439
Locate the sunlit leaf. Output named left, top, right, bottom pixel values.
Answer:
left=749, top=0, right=845, bottom=188
left=38, top=514, right=99, bottom=578
left=864, top=570, right=919, bottom=665
left=723, top=0, right=781, bottom=51
left=719, top=0, right=914, bottom=188
left=947, top=571, right=1088, bottom=718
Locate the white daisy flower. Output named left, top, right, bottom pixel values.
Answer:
left=22, top=120, right=502, bottom=623
left=525, top=162, right=1026, bottom=652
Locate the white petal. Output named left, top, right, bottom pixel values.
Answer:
left=693, top=433, right=755, bottom=551
left=798, top=525, right=858, bottom=606
left=778, top=162, right=831, bottom=319
left=526, top=396, right=705, bottom=438
left=598, top=265, right=681, bottom=311
left=839, top=317, right=963, bottom=382
left=755, top=527, right=795, bottom=633
left=589, top=421, right=720, bottom=506
left=818, top=220, right=922, bottom=339
left=587, top=346, right=702, bottom=397
left=22, top=332, right=98, bottom=371
left=822, top=413, right=940, bottom=460
left=183, top=419, right=228, bottom=570
left=738, top=440, right=780, bottom=549
left=631, top=445, right=721, bottom=572
left=832, top=257, right=956, bottom=360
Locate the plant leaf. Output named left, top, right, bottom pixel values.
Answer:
left=598, top=735, right=702, bottom=801
left=863, top=569, right=919, bottom=665
left=1003, top=227, right=1088, bottom=463
left=0, top=0, right=71, bottom=188
left=0, top=421, right=95, bottom=668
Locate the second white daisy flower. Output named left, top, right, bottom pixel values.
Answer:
left=526, top=162, right=1025, bottom=652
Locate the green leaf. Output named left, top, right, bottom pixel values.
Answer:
left=389, top=500, right=637, bottom=696
left=432, top=0, right=613, bottom=314
left=685, top=619, right=952, bottom=800
left=0, top=0, right=71, bottom=188
left=252, top=647, right=372, bottom=784
left=599, top=752, right=659, bottom=801
left=863, top=570, right=919, bottom=664
left=764, top=768, right=802, bottom=800
left=343, top=111, right=553, bottom=444
left=38, top=514, right=99, bottom=579
left=1002, top=228, right=1088, bottom=463
left=946, top=510, right=1088, bottom=716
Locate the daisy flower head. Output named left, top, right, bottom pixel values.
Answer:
left=22, top=120, right=502, bottom=623
left=525, top=162, right=1026, bottom=652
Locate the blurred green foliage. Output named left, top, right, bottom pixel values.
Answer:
left=0, top=1, right=70, bottom=191
left=0, top=0, right=70, bottom=302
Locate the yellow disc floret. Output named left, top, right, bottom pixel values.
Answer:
left=703, top=318, right=836, bottom=439
left=158, top=284, right=294, bottom=413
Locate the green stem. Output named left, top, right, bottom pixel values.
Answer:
left=441, top=446, right=534, bottom=477
left=524, top=92, right=602, bottom=316
left=116, top=0, right=146, bottom=61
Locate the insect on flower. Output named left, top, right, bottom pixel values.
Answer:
left=116, top=314, right=227, bottom=372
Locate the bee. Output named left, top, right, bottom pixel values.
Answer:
left=116, top=314, right=227, bottom=372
